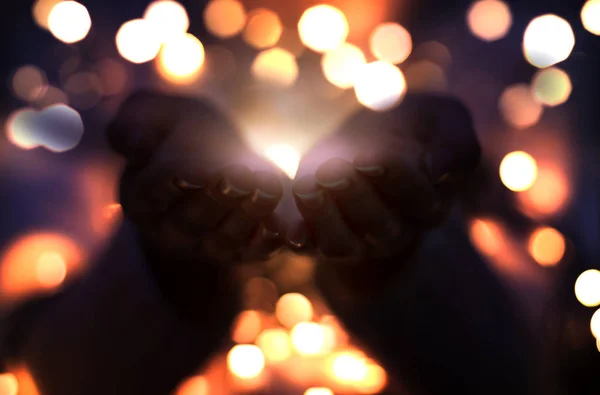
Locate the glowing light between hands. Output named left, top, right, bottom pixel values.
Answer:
left=264, top=144, right=301, bottom=179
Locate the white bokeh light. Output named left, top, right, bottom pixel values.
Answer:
left=354, top=61, right=407, bottom=111
left=523, top=15, right=575, bottom=68
left=116, top=19, right=162, bottom=64
left=48, top=1, right=92, bottom=44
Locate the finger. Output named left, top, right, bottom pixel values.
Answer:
left=293, top=176, right=363, bottom=259
left=316, top=158, right=412, bottom=249
left=245, top=214, right=287, bottom=260
left=216, top=171, right=283, bottom=244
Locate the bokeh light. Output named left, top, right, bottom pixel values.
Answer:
left=36, top=251, right=67, bottom=288
left=96, top=59, right=129, bottom=96
left=330, top=350, right=368, bottom=384
left=575, top=270, right=600, bottom=307
left=298, top=5, right=349, bottom=53
left=275, top=292, right=313, bottom=328
left=143, top=0, right=189, bottom=43
left=227, top=345, right=265, bottom=379
left=48, top=1, right=91, bottom=44
left=582, top=0, right=600, bottom=35
left=467, top=0, right=512, bottom=42
left=517, top=166, right=570, bottom=218
left=305, top=388, right=334, bottom=395
left=321, top=43, right=367, bottom=89
left=412, top=41, right=452, bottom=68
left=232, top=310, right=262, bottom=344
left=528, top=227, right=566, bottom=267
left=33, top=104, right=85, bottom=153
left=243, top=8, right=283, bottom=49
left=175, top=375, right=208, bottom=395
left=5, top=108, right=39, bottom=150
left=33, top=0, right=63, bottom=29
left=523, top=14, right=575, bottom=68
left=591, top=309, right=600, bottom=338
left=469, top=218, right=505, bottom=257
left=291, top=322, right=326, bottom=356
left=63, top=72, right=103, bottom=110
left=264, top=143, right=302, bottom=179
left=37, top=86, right=69, bottom=107
left=404, top=60, right=448, bottom=93
left=11, top=66, right=48, bottom=102
left=251, top=48, right=299, bottom=87
left=356, top=363, right=388, bottom=394
left=157, top=33, right=205, bottom=83
left=499, top=151, right=538, bottom=192
left=499, top=84, right=543, bottom=129
left=0, top=374, right=18, bottom=395
left=116, top=19, right=162, bottom=64
left=354, top=61, right=407, bottom=111
left=369, top=22, right=412, bottom=64
left=203, top=0, right=246, bottom=39
left=256, top=328, right=292, bottom=362
left=531, top=67, right=572, bottom=107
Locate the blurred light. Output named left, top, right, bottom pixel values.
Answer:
left=96, top=59, right=128, bottom=96
left=597, top=337, right=600, bottom=352
left=10, top=367, right=40, bottom=395
left=291, top=322, right=326, bottom=356
left=469, top=219, right=504, bottom=257
left=143, top=0, right=189, bottom=43
left=412, top=41, right=452, bottom=68
left=298, top=5, right=349, bottom=53
left=278, top=28, right=306, bottom=58
left=330, top=351, right=368, bottom=384
left=531, top=67, right=572, bottom=107
left=116, top=19, right=162, bottom=64
left=575, top=270, right=600, bottom=307
left=243, top=8, right=283, bottom=49
left=103, top=203, right=123, bottom=222
left=523, top=15, right=575, bottom=68
left=305, top=388, right=333, bottom=395
left=275, top=292, right=313, bottom=328
left=12, top=66, right=48, bottom=102
left=591, top=309, right=600, bottom=338
left=467, top=0, right=512, bottom=42
left=37, top=86, right=69, bottom=107
left=354, top=61, right=406, bottom=111
left=499, top=151, right=538, bottom=192
left=158, top=33, right=205, bottom=83
left=227, top=345, right=265, bottom=379
left=64, top=72, right=103, bottom=110
left=356, top=363, right=387, bottom=394
left=36, top=252, right=67, bottom=288
left=33, top=104, right=84, bottom=152
left=48, top=1, right=91, bottom=44
left=517, top=167, right=570, bottom=218
left=264, top=143, right=301, bottom=179
left=232, top=310, right=262, bottom=344
left=33, top=0, right=63, bottom=29
left=243, top=276, right=278, bottom=311
left=256, top=328, right=292, bottom=362
left=404, top=60, right=448, bottom=93
left=251, top=48, right=298, bottom=87
left=203, top=0, right=246, bottom=39
left=528, top=227, right=566, bottom=267
left=370, top=22, right=412, bottom=64
left=5, top=109, right=39, bottom=150
left=0, top=374, right=18, bottom=395
left=175, top=375, right=208, bottom=395
left=320, top=315, right=349, bottom=348
left=582, top=0, right=600, bottom=35
left=499, top=84, right=543, bottom=129
left=321, top=43, right=367, bottom=89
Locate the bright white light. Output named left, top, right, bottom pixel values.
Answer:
left=523, top=15, right=575, bottom=68
left=575, top=270, right=600, bottom=307
left=144, top=0, right=190, bottom=43
left=116, top=19, right=162, bottom=64
left=48, top=1, right=92, bottom=44
left=264, top=143, right=301, bottom=179
left=354, top=61, right=407, bottom=111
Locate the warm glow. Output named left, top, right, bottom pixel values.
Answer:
left=10, top=367, right=40, bottom=395
left=499, top=84, right=543, bottom=129
left=12, top=66, right=48, bottom=102
left=33, top=0, right=63, bottom=29
left=591, top=309, right=600, bottom=338
left=582, top=0, right=600, bottom=35
left=330, top=351, right=368, bottom=384
left=523, top=15, right=575, bottom=68
left=36, top=252, right=67, bottom=288
left=143, top=0, right=189, bottom=43
left=356, top=363, right=388, bottom=394
left=227, top=345, right=265, bottom=379
left=158, top=33, right=205, bottom=83
left=298, top=5, right=349, bottom=53
left=528, top=227, right=566, bottom=267
left=256, top=328, right=292, bottom=362
left=404, top=60, right=448, bottom=93
left=467, top=0, right=512, bottom=42
left=232, top=310, right=262, bottom=344
left=116, top=19, right=162, bottom=64
left=499, top=151, right=538, bottom=192
left=575, top=270, right=600, bottom=307
left=517, top=167, right=569, bottom=218
left=305, top=388, right=334, bottom=395
left=0, top=374, right=18, bottom=395
left=291, top=322, right=326, bottom=356
left=469, top=219, right=504, bottom=257
left=48, top=1, right=91, bottom=44
left=175, top=375, right=208, bottom=395
left=322, top=43, right=367, bottom=89
left=243, top=8, right=283, bottom=49
left=531, top=68, right=572, bottom=107
left=251, top=48, right=299, bottom=87
left=354, top=61, right=407, bottom=111
left=203, top=0, right=246, bottom=39
left=370, top=22, right=412, bottom=64
left=264, top=143, right=301, bottom=179
left=275, top=292, right=313, bottom=328
left=5, top=108, right=39, bottom=150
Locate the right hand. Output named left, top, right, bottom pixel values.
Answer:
left=107, top=91, right=286, bottom=266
